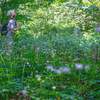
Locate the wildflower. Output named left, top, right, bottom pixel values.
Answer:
left=55, top=69, right=62, bottom=74
left=22, top=46, right=26, bottom=49
left=26, top=62, right=29, bottom=65
left=19, top=41, right=22, bottom=43
left=73, top=58, right=79, bottom=61
left=75, top=64, right=83, bottom=69
left=22, top=90, right=27, bottom=95
left=6, top=53, right=10, bottom=55
left=27, top=44, right=30, bottom=46
left=37, top=47, right=39, bottom=50
left=96, top=26, right=100, bottom=32
left=6, top=70, right=8, bottom=72
left=35, top=70, right=38, bottom=73
left=52, top=86, right=56, bottom=89
left=62, top=67, right=70, bottom=73
left=45, top=77, right=48, bottom=79
left=51, top=68, right=55, bottom=71
left=37, top=78, right=41, bottom=81
left=74, top=29, right=81, bottom=34
left=36, top=75, right=41, bottom=78
left=42, top=80, right=45, bottom=83
left=59, top=67, right=62, bottom=70
left=8, top=50, right=12, bottom=53
left=46, top=65, right=53, bottom=70
left=1, top=52, right=3, bottom=54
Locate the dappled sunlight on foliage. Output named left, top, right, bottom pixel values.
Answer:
left=0, top=0, right=100, bottom=99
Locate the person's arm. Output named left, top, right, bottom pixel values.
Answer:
left=13, top=21, right=19, bottom=31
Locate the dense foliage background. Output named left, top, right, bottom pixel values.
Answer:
left=0, top=0, right=100, bottom=99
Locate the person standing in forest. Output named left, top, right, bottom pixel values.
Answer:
left=5, top=10, right=19, bottom=59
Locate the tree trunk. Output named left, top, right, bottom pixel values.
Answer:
left=94, top=44, right=98, bottom=62
left=1, top=0, right=7, bottom=24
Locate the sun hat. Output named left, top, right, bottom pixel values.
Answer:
left=7, top=10, right=15, bottom=18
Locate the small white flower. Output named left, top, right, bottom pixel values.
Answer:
left=36, top=75, right=41, bottom=78
left=55, top=69, right=62, bottom=74
left=62, top=67, right=70, bottom=73
left=75, top=64, right=83, bottom=69
left=42, top=80, right=45, bottom=83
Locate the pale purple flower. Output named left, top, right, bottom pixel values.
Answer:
left=22, top=46, right=26, bottom=49
left=1, top=52, right=3, bottom=54
left=23, top=58, right=26, bottom=60
left=19, top=41, right=22, bottom=43
left=51, top=68, right=55, bottom=71
left=75, top=64, right=83, bottom=69
left=36, top=75, right=41, bottom=78
left=6, top=53, right=10, bottom=55
left=37, top=47, right=39, bottom=50
left=8, top=50, right=12, bottom=53
left=22, top=90, right=27, bottom=95
left=35, top=70, right=38, bottom=73
left=73, top=58, right=79, bottom=61
left=96, top=26, right=100, bottom=32
left=46, top=65, right=53, bottom=70
left=27, top=62, right=29, bottom=65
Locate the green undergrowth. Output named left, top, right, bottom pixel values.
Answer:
left=0, top=0, right=100, bottom=99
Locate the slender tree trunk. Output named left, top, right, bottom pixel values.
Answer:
left=1, top=0, right=7, bottom=24
left=94, top=44, right=98, bottom=62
